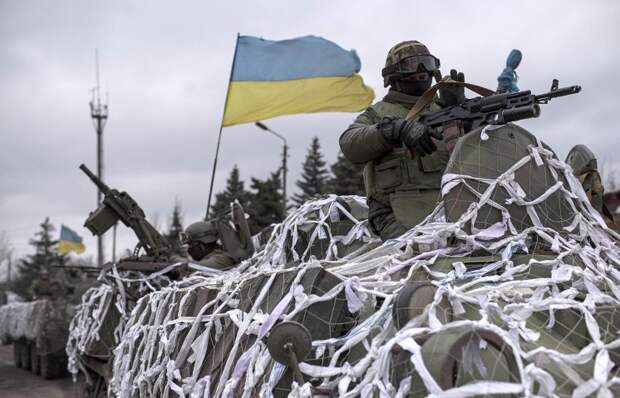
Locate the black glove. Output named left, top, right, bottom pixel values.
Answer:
left=378, top=116, right=408, bottom=146
left=401, top=121, right=443, bottom=157
left=438, top=69, right=466, bottom=107
left=378, top=116, right=442, bottom=157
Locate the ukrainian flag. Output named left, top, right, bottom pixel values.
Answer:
left=223, top=35, right=375, bottom=127
left=58, top=225, right=86, bottom=255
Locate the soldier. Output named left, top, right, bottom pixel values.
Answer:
left=179, top=201, right=255, bottom=270
left=182, top=221, right=236, bottom=269
left=565, top=144, right=615, bottom=225
left=31, top=270, right=62, bottom=299
left=340, top=41, right=466, bottom=240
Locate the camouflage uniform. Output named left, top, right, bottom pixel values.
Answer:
left=340, top=41, right=449, bottom=240
left=197, top=248, right=236, bottom=270
left=31, top=274, right=62, bottom=299
left=566, top=144, right=613, bottom=224
left=181, top=201, right=254, bottom=270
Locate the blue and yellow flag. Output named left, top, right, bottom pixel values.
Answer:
left=223, top=35, right=375, bottom=126
left=58, top=225, right=86, bottom=255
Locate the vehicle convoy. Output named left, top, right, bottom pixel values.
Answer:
left=67, top=84, right=620, bottom=397
left=0, top=265, right=97, bottom=379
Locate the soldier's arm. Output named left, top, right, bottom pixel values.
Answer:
left=198, top=251, right=236, bottom=271
left=339, top=107, right=394, bottom=164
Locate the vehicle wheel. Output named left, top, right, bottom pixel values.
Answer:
left=20, top=341, right=32, bottom=371
left=13, top=342, right=23, bottom=368
left=40, top=353, right=63, bottom=380
left=30, top=347, right=41, bottom=375
left=410, top=326, right=520, bottom=396
left=392, top=282, right=452, bottom=330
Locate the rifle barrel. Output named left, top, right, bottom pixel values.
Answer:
left=535, top=85, right=581, bottom=101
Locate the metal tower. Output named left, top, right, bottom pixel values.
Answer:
left=89, top=49, right=108, bottom=267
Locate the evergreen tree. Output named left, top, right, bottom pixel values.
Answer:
left=210, top=165, right=251, bottom=216
left=248, top=171, right=285, bottom=233
left=13, top=217, right=66, bottom=298
left=292, top=137, right=329, bottom=206
left=166, top=200, right=185, bottom=256
left=328, top=152, right=366, bottom=196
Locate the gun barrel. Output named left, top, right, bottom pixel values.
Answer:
left=535, top=85, right=581, bottom=102
left=79, top=164, right=110, bottom=194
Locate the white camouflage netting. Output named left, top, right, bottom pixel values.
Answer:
left=69, top=129, right=620, bottom=397
left=66, top=266, right=173, bottom=378
left=0, top=300, right=51, bottom=343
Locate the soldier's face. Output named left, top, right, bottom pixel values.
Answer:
left=393, top=72, right=432, bottom=95
left=187, top=240, right=217, bottom=261
left=401, top=72, right=431, bottom=82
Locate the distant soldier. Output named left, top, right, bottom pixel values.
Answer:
left=178, top=201, right=254, bottom=270
left=31, top=271, right=62, bottom=299
left=566, top=144, right=615, bottom=225
left=340, top=40, right=466, bottom=240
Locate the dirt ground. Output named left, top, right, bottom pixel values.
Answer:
left=0, top=344, right=85, bottom=398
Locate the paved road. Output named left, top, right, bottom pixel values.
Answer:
left=0, top=345, right=85, bottom=398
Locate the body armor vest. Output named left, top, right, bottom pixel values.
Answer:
left=363, top=100, right=447, bottom=227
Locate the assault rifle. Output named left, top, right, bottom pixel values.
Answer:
left=80, top=164, right=172, bottom=266
left=417, top=79, right=581, bottom=137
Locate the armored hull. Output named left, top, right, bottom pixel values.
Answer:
left=0, top=299, right=70, bottom=379
left=0, top=266, right=97, bottom=379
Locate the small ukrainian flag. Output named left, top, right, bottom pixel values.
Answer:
left=58, top=225, right=86, bottom=255
left=223, top=35, right=375, bottom=126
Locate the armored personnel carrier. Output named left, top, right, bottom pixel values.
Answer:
left=68, top=88, right=620, bottom=397
left=0, top=265, right=97, bottom=379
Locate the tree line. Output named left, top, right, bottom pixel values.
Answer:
left=211, top=136, right=364, bottom=233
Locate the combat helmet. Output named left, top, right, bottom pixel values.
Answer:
left=382, top=40, right=441, bottom=87
left=183, top=221, right=219, bottom=245
left=566, top=144, right=598, bottom=176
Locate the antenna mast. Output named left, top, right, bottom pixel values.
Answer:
left=89, top=49, right=109, bottom=267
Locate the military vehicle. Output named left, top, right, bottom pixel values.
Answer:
left=68, top=164, right=253, bottom=395
left=0, top=265, right=97, bottom=379
left=68, top=81, right=620, bottom=397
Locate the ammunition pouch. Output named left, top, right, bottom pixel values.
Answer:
left=364, top=144, right=448, bottom=228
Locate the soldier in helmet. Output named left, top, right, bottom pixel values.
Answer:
left=340, top=41, right=466, bottom=240
left=178, top=201, right=255, bottom=270
left=182, top=220, right=236, bottom=270
left=566, top=144, right=614, bottom=225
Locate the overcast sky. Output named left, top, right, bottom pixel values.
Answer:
left=1, top=1, right=619, bottom=272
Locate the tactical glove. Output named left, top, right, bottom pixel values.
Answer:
left=378, top=116, right=442, bottom=157
left=401, top=122, right=443, bottom=157
left=438, top=69, right=466, bottom=107
left=378, top=116, right=413, bottom=146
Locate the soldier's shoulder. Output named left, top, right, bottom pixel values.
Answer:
left=369, top=99, right=409, bottom=117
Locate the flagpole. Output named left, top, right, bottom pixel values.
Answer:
left=205, top=33, right=241, bottom=220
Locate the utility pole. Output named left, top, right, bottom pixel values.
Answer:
left=255, top=122, right=288, bottom=212
left=89, top=49, right=108, bottom=267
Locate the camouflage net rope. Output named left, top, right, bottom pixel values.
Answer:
left=66, top=266, right=174, bottom=379
left=69, top=126, right=620, bottom=397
